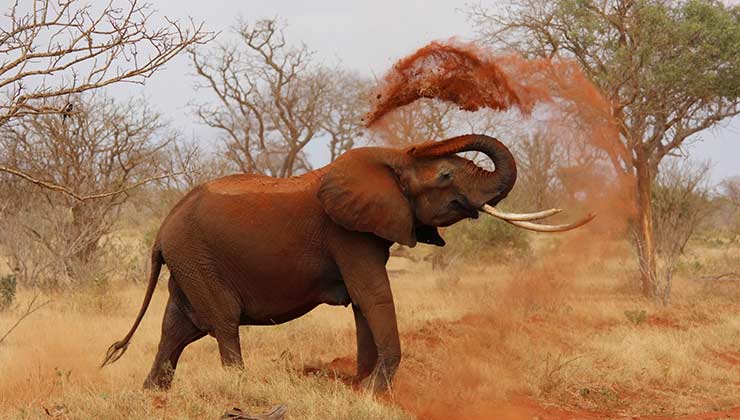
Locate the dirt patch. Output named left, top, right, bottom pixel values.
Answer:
left=302, top=356, right=357, bottom=386
left=646, top=314, right=686, bottom=330
left=716, top=351, right=740, bottom=368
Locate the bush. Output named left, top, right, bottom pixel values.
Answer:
left=624, top=309, right=647, bottom=326
left=650, top=159, right=713, bottom=304
left=445, top=216, right=530, bottom=257
left=427, top=217, right=531, bottom=271
left=0, top=274, right=17, bottom=311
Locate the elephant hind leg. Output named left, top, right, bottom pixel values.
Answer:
left=144, top=296, right=206, bottom=390
left=214, top=324, right=244, bottom=369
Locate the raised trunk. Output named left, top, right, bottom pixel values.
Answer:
left=411, top=134, right=517, bottom=205
left=634, top=154, right=657, bottom=299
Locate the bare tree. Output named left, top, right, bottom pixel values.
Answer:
left=192, top=18, right=351, bottom=177
left=511, top=131, right=561, bottom=210
left=652, top=159, right=713, bottom=304
left=369, top=99, right=454, bottom=147
left=720, top=176, right=740, bottom=237
left=0, top=93, right=171, bottom=286
left=324, top=70, right=371, bottom=162
left=470, top=0, right=740, bottom=298
left=723, top=176, right=740, bottom=210
left=0, top=0, right=212, bottom=197
left=162, top=138, right=229, bottom=191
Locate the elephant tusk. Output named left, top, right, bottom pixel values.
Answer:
left=480, top=204, right=562, bottom=221
left=500, top=213, right=596, bottom=232
left=480, top=204, right=596, bottom=232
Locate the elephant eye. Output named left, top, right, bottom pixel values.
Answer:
left=438, top=169, right=453, bottom=181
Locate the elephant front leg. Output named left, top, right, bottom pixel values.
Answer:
left=352, top=304, right=378, bottom=380
left=336, top=241, right=401, bottom=393
left=355, top=296, right=401, bottom=393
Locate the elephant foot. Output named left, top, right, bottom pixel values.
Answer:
left=143, top=369, right=174, bottom=391
left=221, top=405, right=288, bottom=420
left=360, top=372, right=392, bottom=394
left=143, top=377, right=171, bottom=391
left=359, top=357, right=399, bottom=393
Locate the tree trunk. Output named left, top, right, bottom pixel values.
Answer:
left=71, top=204, right=100, bottom=267
left=634, top=154, right=657, bottom=299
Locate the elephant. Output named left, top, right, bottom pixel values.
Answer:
left=101, top=134, right=592, bottom=392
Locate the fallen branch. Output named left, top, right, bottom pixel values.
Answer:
left=221, top=406, right=288, bottom=420
left=0, top=166, right=186, bottom=201
left=0, top=294, right=52, bottom=346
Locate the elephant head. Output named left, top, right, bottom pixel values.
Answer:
left=318, top=134, right=593, bottom=247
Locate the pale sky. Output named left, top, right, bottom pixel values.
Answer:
left=130, top=0, right=739, bottom=184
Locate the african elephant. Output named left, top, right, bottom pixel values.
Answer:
left=101, top=134, right=591, bottom=392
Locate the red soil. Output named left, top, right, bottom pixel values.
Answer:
left=646, top=314, right=686, bottom=330
left=717, top=351, right=740, bottom=367
left=302, top=314, right=740, bottom=420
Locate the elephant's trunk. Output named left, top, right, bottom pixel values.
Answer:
left=409, top=134, right=517, bottom=206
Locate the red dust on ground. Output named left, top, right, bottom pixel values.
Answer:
left=301, top=315, right=740, bottom=420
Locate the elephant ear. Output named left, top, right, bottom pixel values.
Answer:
left=318, top=149, right=417, bottom=247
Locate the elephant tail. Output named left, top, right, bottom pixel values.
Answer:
left=101, top=244, right=164, bottom=368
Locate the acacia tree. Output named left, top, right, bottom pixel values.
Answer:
left=192, top=19, right=366, bottom=177
left=0, top=0, right=211, bottom=198
left=470, top=0, right=740, bottom=298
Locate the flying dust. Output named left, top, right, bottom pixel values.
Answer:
left=364, top=41, right=639, bottom=419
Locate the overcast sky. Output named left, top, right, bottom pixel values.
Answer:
left=130, top=0, right=739, bottom=184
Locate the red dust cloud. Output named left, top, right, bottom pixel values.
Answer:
left=364, top=41, right=540, bottom=126
left=366, top=40, right=636, bottom=241
left=362, top=41, right=642, bottom=419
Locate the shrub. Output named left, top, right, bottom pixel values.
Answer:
left=424, top=217, right=530, bottom=277
left=443, top=216, right=530, bottom=258
left=624, top=309, right=646, bottom=326
left=0, top=274, right=17, bottom=311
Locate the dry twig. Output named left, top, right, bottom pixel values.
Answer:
left=0, top=165, right=184, bottom=202
left=221, top=406, right=288, bottom=420
left=0, top=294, right=52, bottom=346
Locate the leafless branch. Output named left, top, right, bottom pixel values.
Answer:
left=0, top=0, right=213, bottom=125
left=0, top=294, right=52, bottom=346
left=0, top=0, right=213, bottom=199
left=0, top=165, right=181, bottom=201
left=191, top=18, right=366, bottom=176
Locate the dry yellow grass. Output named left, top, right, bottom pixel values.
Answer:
left=0, top=239, right=739, bottom=419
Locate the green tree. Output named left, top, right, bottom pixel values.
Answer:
left=470, top=0, right=740, bottom=299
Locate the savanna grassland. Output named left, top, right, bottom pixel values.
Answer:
left=2, top=0, right=740, bottom=419
left=1, top=228, right=739, bottom=420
